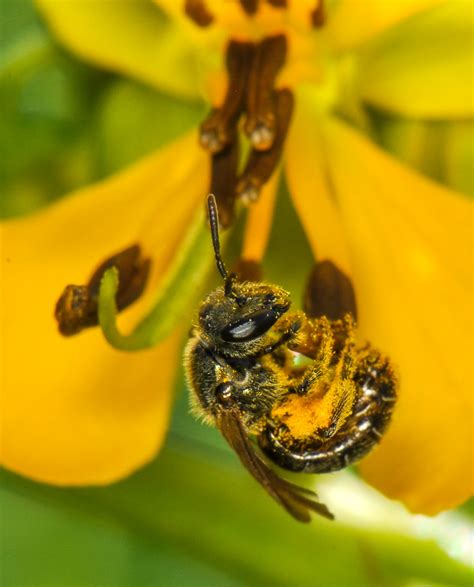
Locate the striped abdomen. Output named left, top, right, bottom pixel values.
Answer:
left=259, top=358, right=397, bottom=473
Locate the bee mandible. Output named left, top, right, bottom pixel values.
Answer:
left=184, top=194, right=397, bottom=522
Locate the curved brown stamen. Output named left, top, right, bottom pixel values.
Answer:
left=244, top=34, right=287, bottom=151
left=55, top=244, right=150, bottom=336
left=185, top=0, right=214, bottom=27
left=210, top=132, right=240, bottom=228
left=200, top=41, right=254, bottom=153
left=237, top=88, right=293, bottom=203
left=239, top=0, right=259, bottom=15
left=311, top=0, right=326, bottom=28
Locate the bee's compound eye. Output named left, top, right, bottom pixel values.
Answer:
left=221, top=308, right=281, bottom=342
left=215, top=382, right=234, bottom=408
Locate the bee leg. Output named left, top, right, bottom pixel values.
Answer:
left=293, top=364, right=323, bottom=396
left=250, top=315, right=302, bottom=359
left=288, top=316, right=335, bottom=395
left=291, top=325, right=358, bottom=441
left=292, top=333, right=334, bottom=396
left=288, top=314, right=333, bottom=359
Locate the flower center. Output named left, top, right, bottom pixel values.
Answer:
left=185, top=1, right=333, bottom=226
left=184, top=0, right=326, bottom=30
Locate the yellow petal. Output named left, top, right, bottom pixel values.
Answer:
left=322, top=117, right=473, bottom=513
left=285, top=98, right=352, bottom=275
left=0, top=132, right=209, bottom=484
left=35, top=0, right=207, bottom=100
left=241, top=169, right=280, bottom=262
left=357, top=1, right=474, bottom=118
left=445, top=122, right=474, bottom=197
left=325, top=0, right=444, bottom=52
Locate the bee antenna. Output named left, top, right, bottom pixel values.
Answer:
left=207, top=194, right=228, bottom=280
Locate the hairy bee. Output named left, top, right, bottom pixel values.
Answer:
left=184, top=195, right=397, bottom=522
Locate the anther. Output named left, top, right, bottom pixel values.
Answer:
left=239, top=0, right=259, bottom=15
left=200, top=41, right=254, bottom=153
left=266, top=0, right=287, bottom=7
left=232, top=259, right=263, bottom=282
left=303, top=260, right=357, bottom=321
left=237, top=88, right=293, bottom=203
left=209, top=132, right=240, bottom=228
left=244, top=34, right=287, bottom=151
left=185, top=0, right=214, bottom=27
left=311, top=0, right=326, bottom=28
left=54, top=285, right=96, bottom=336
left=55, top=244, right=150, bottom=336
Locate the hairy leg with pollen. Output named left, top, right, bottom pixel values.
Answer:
left=268, top=313, right=361, bottom=440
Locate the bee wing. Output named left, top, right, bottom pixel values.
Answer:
left=217, top=408, right=334, bottom=523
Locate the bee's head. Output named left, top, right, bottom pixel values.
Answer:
left=198, top=195, right=291, bottom=356
left=199, top=280, right=291, bottom=355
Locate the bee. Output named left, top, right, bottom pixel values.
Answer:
left=184, top=194, right=397, bottom=522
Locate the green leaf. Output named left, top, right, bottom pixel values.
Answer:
left=0, top=0, right=45, bottom=56
left=357, top=2, right=474, bottom=119
left=1, top=445, right=472, bottom=587
left=1, top=1, right=208, bottom=220
left=0, top=464, right=245, bottom=587
left=0, top=0, right=109, bottom=218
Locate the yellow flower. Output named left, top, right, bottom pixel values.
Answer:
left=1, top=0, right=472, bottom=517
left=1, top=133, right=209, bottom=483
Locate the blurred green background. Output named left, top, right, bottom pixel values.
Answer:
left=1, top=2, right=473, bottom=586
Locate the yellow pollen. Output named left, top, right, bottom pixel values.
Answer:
left=272, top=384, right=335, bottom=440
